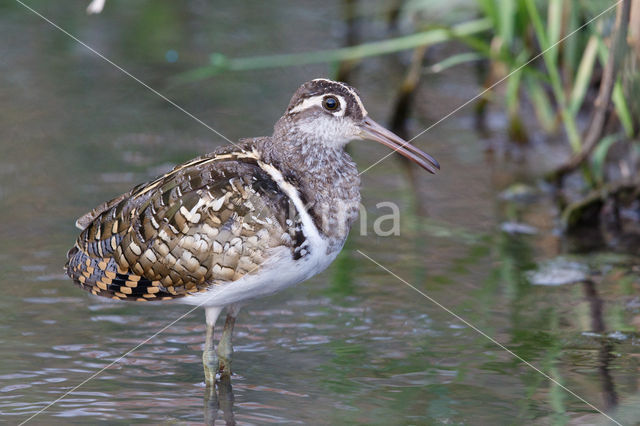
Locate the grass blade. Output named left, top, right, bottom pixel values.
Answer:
left=426, top=52, right=484, bottom=73
left=175, top=18, right=491, bottom=82
left=562, top=1, right=581, bottom=82
left=590, top=133, right=620, bottom=185
left=612, top=79, right=635, bottom=137
left=526, top=75, right=558, bottom=133
left=525, top=0, right=581, bottom=151
left=547, top=0, right=564, bottom=63
left=498, top=0, right=515, bottom=45
left=569, top=35, right=599, bottom=114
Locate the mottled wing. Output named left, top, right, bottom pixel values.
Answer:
left=66, top=149, right=304, bottom=301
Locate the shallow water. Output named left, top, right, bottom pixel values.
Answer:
left=1, top=1, right=639, bottom=424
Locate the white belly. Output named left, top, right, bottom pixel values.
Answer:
left=178, top=242, right=339, bottom=307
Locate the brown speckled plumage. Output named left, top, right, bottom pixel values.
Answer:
left=65, top=78, right=438, bottom=308
left=66, top=142, right=310, bottom=300
left=65, top=78, right=440, bottom=383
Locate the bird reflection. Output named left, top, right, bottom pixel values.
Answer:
left=204, top=376, right=235, bottom=425
left=582, top=279, right=618, bottom=411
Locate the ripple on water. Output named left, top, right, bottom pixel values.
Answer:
left=22, top=297, right=84, bottom=304
left=90, top=315, right=139, bottom=325
left=0, top=384, right=32, bottom=393
left=33, top=274, right=69, bottom=282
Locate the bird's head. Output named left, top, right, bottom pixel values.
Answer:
left=275, top=78, right=439, bottom=174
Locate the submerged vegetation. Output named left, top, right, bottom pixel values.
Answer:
left=179, top=0, right=640, bottom=249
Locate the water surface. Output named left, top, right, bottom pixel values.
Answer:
left=1, top=1, right=639, bottom=424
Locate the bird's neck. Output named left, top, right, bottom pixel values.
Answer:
left=257, top=135, right=361, bottom=250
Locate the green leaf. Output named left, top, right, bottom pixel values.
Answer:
left=525, top=0, right=549, bottom=49
left=506, top=53, right=527, bottom=115
left=590, top=133, right=620, bottom=185
left=526, top=76, right=557, bottom=133
left=546, top=0, right=563, bottom=63
left=454, top=34, right=493, bottom=57
left=426, top=52, right=484, bottom=73
left=569, top=35, right=598, bottom=114
left=498, top=0, right=515, bottom=46
left=612, top=79, right=635, bottom=137
left=562, top=1, right=581, bottom=81
left=476, top=0, right=499, bottom=27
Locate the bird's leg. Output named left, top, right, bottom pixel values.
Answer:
left=203, top=306, right=222, bottom=386
left=217, top=314, right=235, bottom=376
left=217, top=304, right=241, bottom=377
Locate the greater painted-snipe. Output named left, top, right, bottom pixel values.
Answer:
left=65, top=79, right=439, bottom=384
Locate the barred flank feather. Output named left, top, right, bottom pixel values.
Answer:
left=65, top=143, right=307, bottom=302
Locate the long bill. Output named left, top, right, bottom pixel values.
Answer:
left=359, top=117, right=440, bottom=174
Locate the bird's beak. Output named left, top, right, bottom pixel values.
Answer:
left=359, top=117, right=440, bottom=174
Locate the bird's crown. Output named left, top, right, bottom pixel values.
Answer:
left=285, top=78, right=368, bottom=121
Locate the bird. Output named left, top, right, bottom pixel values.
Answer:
left=65, top=78, right=440, bottom=385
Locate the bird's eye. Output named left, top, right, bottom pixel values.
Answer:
left=323, top=96, right=339, bottom=111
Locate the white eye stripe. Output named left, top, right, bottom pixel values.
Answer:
left=311, top=79, right=368, bottom=116
left=289, top=94, right=346, bottom=116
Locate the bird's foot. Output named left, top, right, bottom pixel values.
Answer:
left=202, top=350, right=219, bottom=386
left=218, top=356, right=232, bottom=377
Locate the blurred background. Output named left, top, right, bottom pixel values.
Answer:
left=1, top=0, right=639, bottom=424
